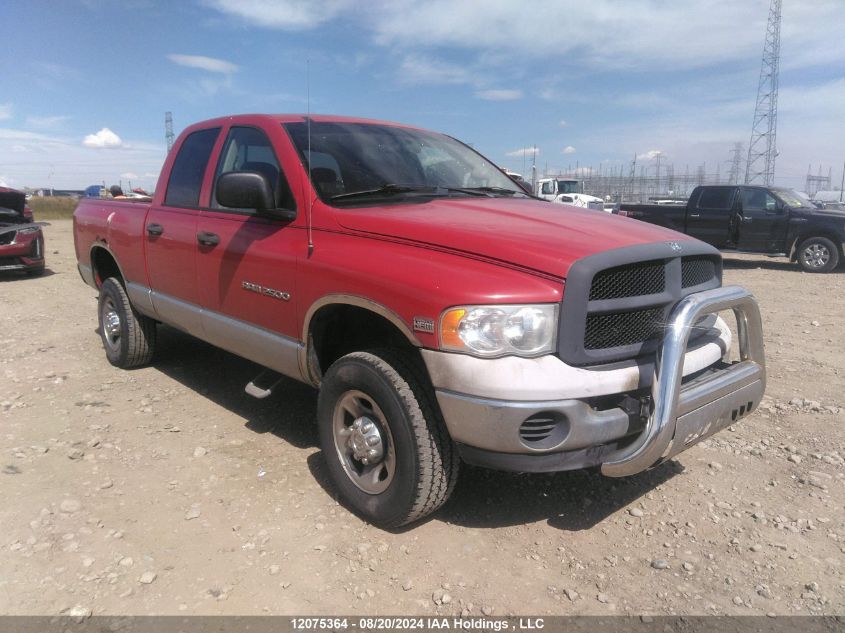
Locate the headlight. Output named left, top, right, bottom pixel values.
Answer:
left=17, top=226, right=40, bottom=234
left=440, top=304, right=558, bottom=358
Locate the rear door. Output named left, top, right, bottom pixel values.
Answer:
left=736, top=187, right=789, bottom=252
left=685, top=186, right=737, bottom=247
left=195, top=124, right=304, bottom=377
left=145, top=127, right=221, bottom=336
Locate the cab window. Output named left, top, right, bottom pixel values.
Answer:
left=164, top=127, right=220, bottom=208
left=741, top=189, right=777, bottom=211
left=212, top=126, right=295, bottom=211
left=697, top=187, right=735, bottom=210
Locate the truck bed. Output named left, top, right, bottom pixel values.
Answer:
left=73, top=198, right=151, bottom=287
left=617, top=203, right=687, bottom=233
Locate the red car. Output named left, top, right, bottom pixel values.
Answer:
left=0, top=187, right=45, bottom=276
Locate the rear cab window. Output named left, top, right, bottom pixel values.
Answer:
left=164, top=127, right=221, bottom=208
left=696, top=187, right=736, bottom=211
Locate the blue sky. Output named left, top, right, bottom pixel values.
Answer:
left=1, top=0, right=843, bottom=191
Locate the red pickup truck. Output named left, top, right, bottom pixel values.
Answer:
left=73, top=114, right=766, bottom=527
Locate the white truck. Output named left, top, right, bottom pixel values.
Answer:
left=537, top=178, right=606, bottom=211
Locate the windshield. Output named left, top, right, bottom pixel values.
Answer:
left=284, top=121, right=523, bottom=204
left=556, top=180, right=580, bottom=194
left=774, top=188, right=812, bottom=208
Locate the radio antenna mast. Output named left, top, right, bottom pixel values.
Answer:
left=306, top=59, right=314, bottom=256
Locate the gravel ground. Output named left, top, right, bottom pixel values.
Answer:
left=1, top=220, right=843, bottom=617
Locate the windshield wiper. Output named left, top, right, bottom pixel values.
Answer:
left=330, top=183, right=445, bottom=202
left=451, top=186, right=523, bottom=196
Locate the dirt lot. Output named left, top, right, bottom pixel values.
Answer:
left=1, top=220, right=843, bottom=617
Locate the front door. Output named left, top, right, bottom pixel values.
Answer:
left=736, top=188, right=789, bottom=252
left=196, top=125, right=304, bottom=378
left=685, top=186, right=737, bottom=248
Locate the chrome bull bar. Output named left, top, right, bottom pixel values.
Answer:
left=600, top=285, right=766, bottom=477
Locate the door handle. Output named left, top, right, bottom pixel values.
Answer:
left=146, top=223, right=164, bottom=236
left=197, top=231, right=220, bottom=246
left=689, top=213, right=700, bottom=218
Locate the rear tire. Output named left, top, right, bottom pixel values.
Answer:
left=97, top=277, right=157, bottom=368
left=317, top=349, right=460, bottom=528
left=797, top=236, right=839, bottom=273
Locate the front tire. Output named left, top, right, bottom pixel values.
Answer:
left=797, top=236, right=840, bottom=273
left=317, top=349, right=460, bottom=528
left=97, top=277, right=157, bottom=368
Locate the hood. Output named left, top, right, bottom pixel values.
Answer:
left=333, top=197, right=698, bottom=278
left=0, top=188, right=26, bottom=224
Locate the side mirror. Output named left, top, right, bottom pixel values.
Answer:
left=216, top=172, right=296, bottom=220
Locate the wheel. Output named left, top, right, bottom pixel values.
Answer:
left=97, top=277, right=157, bottom=368
left=797, top=236, right=840, bottom=273
left=317, top=349, right=460, bottom=528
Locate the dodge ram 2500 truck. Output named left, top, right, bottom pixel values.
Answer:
left=73, top=115, right=766, bottom=527
left=617, top=185, right=845, bottom=273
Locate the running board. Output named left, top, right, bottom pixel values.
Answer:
left=245, top=370, right=286, bottom=399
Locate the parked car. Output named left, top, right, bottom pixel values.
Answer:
left=73, top=114, right=766, bottom=527
left=0, top=187, right=46, bottom=276
left=617, top=185, right=845, bottom=273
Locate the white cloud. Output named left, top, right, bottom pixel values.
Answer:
left=0, top=103, right=12, bottom=120
left=506, top=147, right=539, bottom=158
left=398, top=55, right=473, bottom=85
left=371, top=1, right=844, bottom=72
left=562, top=146, right=576, bottom=154
left=83, top=128, right=124, bottom=149
left=558, top=120, right=568, bottom=128
left=120, top=172, right=139, bottom=180
left=0, top=127, right=164, bottom=189
left=637, top=150, right=663, bottom=161
left=26, top=115, right=70, bottom=129
left=168, top=54, right=239, bottom=74
left=203, top=0, right=353, bottom=30
left=475, top=89, right=522, bottom=101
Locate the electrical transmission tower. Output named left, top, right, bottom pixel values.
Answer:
left=165, top=112, right=175, bottom=153
left=727, top=142, right=744, bottom=184
left=745, top=0, right=781, bottom=185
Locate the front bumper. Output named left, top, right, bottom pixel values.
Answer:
left=423, top=285, right=765, bottom=475
left=0, top=228, right=45, bottom=272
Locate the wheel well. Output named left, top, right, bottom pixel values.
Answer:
left=790, top=232, right=843, bottom=261
left=307, top=304, right=417, bottom=379
left=91, top=247, right=122, bottom=287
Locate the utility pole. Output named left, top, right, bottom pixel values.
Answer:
left=727, top=142, right=744, bottom=185
left=840, top=161, right=844, bottom=202
left=745, top=0, right=782, bottom=185
left=165, top=112, right=175, bottom=153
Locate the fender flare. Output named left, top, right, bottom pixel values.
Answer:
left=298, top=294, right=422, bottom=386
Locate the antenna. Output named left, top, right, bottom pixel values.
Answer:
left=306, top=59, right=314, bottom=257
